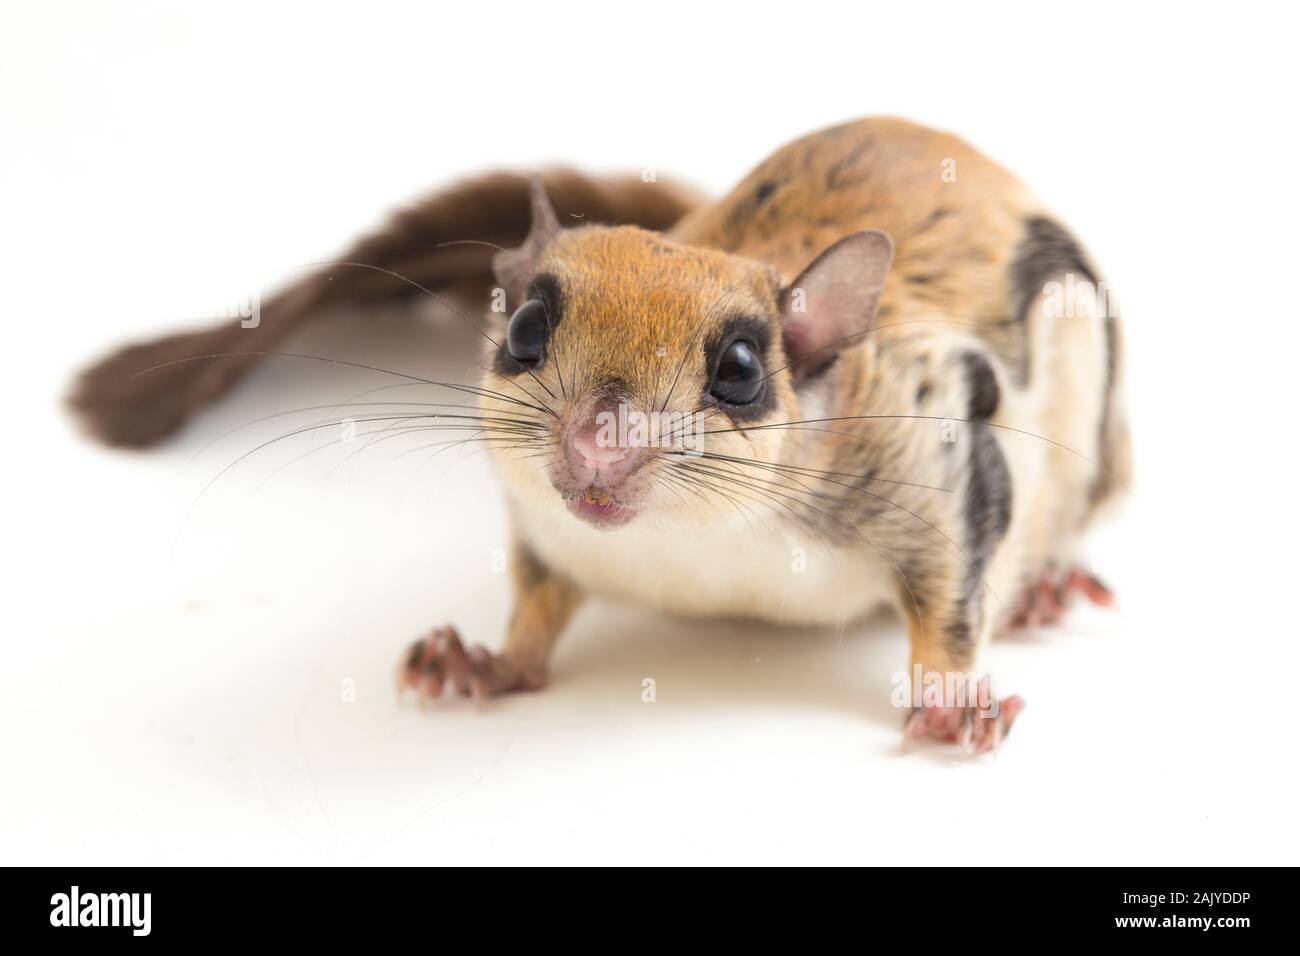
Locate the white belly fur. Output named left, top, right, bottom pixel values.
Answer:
left=512, top=493, right=898, bottom=628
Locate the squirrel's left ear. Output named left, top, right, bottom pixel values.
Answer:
left=493, top=177, right=561, bottom=304
left=779, top=230, right=894, bottom=382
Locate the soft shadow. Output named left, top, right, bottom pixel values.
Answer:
left=548, top=600, right=909, bottom=730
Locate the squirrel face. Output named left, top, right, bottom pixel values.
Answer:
left=485, top=182, right=894, bottom=530
left=486, top=225, right=797, bottom=529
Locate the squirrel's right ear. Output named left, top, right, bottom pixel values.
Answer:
left=493, top=177, right=561, bottom=304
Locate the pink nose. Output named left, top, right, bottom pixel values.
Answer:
left=572, top=429, right=630, bottom=470
left=568, top=409, right=642, bottom=487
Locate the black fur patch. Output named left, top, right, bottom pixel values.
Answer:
left=1013, top=218, right=1097, bottom=288
left=949, top=354, right=1012, bottom=650
left=963, top=427, right=1012, bottom=572
left=961, top=350, right=1001, bottom=420
left=1010, top=216, right=1121, bottom=511
left=1007, top=217, right=1098, bottom=385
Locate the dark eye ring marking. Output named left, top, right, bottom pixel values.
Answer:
left=496, top=274, right=562, bottom=376
left=702, top=315, right=775, bottom=422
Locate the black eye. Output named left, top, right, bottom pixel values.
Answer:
left=506, top=298, right=549, bottom=364
left=710, top=339, right=764, bottom=405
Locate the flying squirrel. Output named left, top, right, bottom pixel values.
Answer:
left=70, top=117, right=1131, bottom=752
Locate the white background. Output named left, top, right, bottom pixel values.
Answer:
left=2, top=1, right=1297, bottom=865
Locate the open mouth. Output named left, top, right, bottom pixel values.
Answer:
left=567, top=487, right=634, bottom=527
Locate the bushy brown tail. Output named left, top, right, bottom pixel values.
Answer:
left=68, top=169, right=703, bottom=448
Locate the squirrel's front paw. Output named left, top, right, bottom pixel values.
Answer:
left=397, top=625, right=545, bottom=703
left=903, top=678, right=1025, bottom=754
